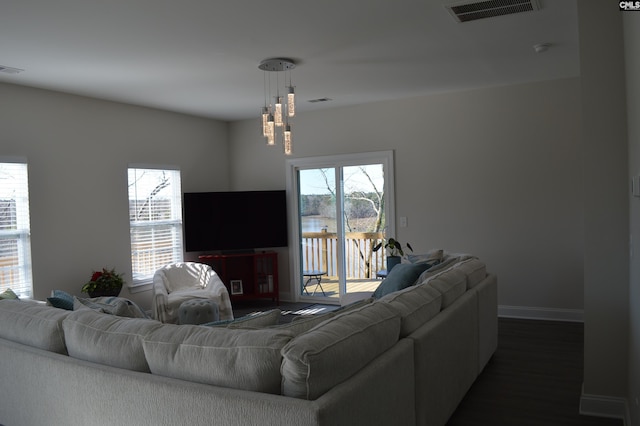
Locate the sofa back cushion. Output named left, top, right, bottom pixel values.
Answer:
left=425, top=268, right=468, bottom=308
left=142, top=324, right=293, bottom=394
left=0, top=299, right=71, bottom=354
left=377, top=283, right=442, bottom=337
left=453, top=258, right=487, bottom=289
left=62, top=309, right=162, bottom=372
left=402, top=249, right=444, bottom=265
left=280, top=302, right=401, bottom=400
left=414, top=254, right=477, bottom=285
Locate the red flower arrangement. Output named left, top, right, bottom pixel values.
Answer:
left=81, top=268, right=125, bottom=296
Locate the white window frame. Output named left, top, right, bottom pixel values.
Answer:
left=128, top=165, right=183, bottom=288
left=0, top=158, right=33, bottom=299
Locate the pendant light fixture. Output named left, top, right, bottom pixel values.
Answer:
left=259, top=58, right=296, bottom=154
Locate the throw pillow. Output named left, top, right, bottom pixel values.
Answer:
left=73, top=296, right=150, bottom=318
left=47, top=289, right=75, bottom=310
left=0, top=288, right=19, bottom=300
left=402, top=249, right=444, bottom=266
left=372, top=262, right=434, bottom=299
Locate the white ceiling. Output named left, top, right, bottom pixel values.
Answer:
left=0, top=0, right=579, bottom=121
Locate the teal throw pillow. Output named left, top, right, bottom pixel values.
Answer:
left=47, top=289, right=74, bottom=310
left=372, top=262, right=433, bottom=299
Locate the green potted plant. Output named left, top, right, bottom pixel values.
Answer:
left=373, top=238, right=413, bottom=272
left=81, top=268, right=125, bottom=298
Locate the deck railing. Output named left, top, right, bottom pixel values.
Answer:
left=301, top=231, right=386, bottom=279
left=0, top=255, right=20, bottom=291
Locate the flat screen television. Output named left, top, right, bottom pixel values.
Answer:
left=183, top=190, right=288, bottom=252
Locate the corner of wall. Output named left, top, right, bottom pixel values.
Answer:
left=580, top=385, right=630, bottom=424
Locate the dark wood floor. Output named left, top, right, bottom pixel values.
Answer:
left=448, top=318, right=623, bottom=426
left=232, top=302, right=623, bottom=425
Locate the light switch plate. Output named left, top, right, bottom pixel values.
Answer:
left=633, top=176, right=640, bottom=197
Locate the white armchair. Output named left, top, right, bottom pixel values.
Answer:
left=152, top=262, right=234, bottom=324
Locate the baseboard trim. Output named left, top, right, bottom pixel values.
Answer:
left=498, top=305, right=584, bottom=322
left=580, top=387, right=629, bottom=425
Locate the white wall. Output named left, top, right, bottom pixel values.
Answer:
left=230, top=77, right=584, bottom=314
left=577, top=0, right=630, bottom=413
left=625, top=11, right=640, bottom=426
left=0, top=83, right=229, bottom=308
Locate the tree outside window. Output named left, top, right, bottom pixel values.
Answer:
left=128, top=167, right=183, bottom=286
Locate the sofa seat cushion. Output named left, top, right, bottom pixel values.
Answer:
left=271, top=312, right=335, bottom=336
left=271, top=297, right=374, bottom=336
left=204, top=309, right=281, bottom=328
left=378, top=283, right=442, bottom=337
left=0, top=299, right=71, bottom=354
left=142, top=324, right=293, bottom=394
left=453, top=258, right=487, bottom=289
left=280, top=302, right=401, bottom=400
left=372, top=262, right=434, bottom=299
left=62, top=309, right=162, bottom=372
left=425, top=269, right=468, bottom=308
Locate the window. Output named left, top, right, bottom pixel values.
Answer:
left=0, top=160, right=33, bottom=298
left=128, top=166, right=183, bottom=286
left=287, top=151, right=395, bottom=300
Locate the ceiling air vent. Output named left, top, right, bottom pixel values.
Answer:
left=445, top=0, right=540, bottom=23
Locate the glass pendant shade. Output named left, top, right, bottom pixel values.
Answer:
left=262, top=107, right=269, bottom=137
left=283, top=124, right=292, bottom=155
left=266, top=115, right=275, bottom=145
left=287, top=87, right=295, bottom=117
left=274, top=97, right=283, bottom=127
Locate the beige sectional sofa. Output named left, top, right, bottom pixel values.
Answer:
left=0, top=254, right=497, bottom=426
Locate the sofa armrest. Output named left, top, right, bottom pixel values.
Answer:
left=151, top=276, right=169, bottom=322
left=474, top=273, right=498, bottom=372
left=204, top=273, right=234, bottom=320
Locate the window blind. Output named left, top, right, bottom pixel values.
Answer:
left=0, top=161, right=33, bottom=298
left=128, top=167, right=183, bottom=285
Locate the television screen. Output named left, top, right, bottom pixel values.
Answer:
left=183, top=190, right=288, bottom=252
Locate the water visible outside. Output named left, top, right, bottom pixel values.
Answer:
left=301, top=216, right=333, bottom=233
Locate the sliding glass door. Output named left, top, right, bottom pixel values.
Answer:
left=287, top=151, right=395, bottom=302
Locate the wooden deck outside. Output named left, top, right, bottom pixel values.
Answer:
left=302, top=276, right=381, bottom=299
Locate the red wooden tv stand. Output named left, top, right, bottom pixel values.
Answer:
left=199, top=252, right=279, bottom=304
